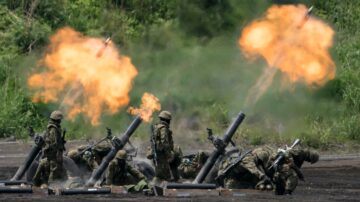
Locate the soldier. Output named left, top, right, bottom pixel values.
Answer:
left=273, top=148, right=319, bottom=195
left=67, top=149, right=98, bottom=175
left=92, top=142, right=112, bottom=165
left=67, top=141, right=112, bottom=164
left=217, top=145, right=276, bottom=190
left=106, top=150, right=146, bottom=186
left=179, top=151, right=209, bottom=179
left=147, top=110, right=181, bottom=183
left=33, top=110, right=67, bottom=188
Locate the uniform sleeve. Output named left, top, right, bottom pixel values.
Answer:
left=127, top=165, right=145, bottom=181
left=241, top=157, right=266, bottom=180
left=106, top=162, right=116, bottom=185
left=91, top=159, right=99, bottom=170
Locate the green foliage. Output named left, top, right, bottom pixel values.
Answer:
left=0, top=61, right=45, bottom=139
left=0, top=0, right=359, bottom=148
left=307, top=0, right=360, bottom=142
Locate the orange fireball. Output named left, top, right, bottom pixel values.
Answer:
left=28, top=27, right=138, bottom=125
left=239, top=4, right=335, bottom=85
left=128, top=93, right=161, bottom=122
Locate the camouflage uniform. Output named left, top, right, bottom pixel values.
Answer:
left=33, top=111, right=67, bottom=187
left=68, top=142, right=112, bottom=164
left=218, top=146, right=276, bottom=189
left=273, top=148, right=319, bottom=195
left=67, top=149, right=98, bottom=174
left=179, top=151, right=209, bottom=179
left=106, top=150, right=145, bottom=186
left=92, top=142, right=112, bottom=165
left=148, top=111, right=181, bottom=182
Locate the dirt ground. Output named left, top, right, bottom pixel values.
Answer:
left=0, top=141, right=359, bottom=201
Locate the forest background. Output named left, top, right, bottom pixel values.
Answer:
left=0, top=0, right=359, bottom=150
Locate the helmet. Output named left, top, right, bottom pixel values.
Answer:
left=115, top=150, right=127, bottom=159
left=158, top=111, right=172, bottom=120
left=67, top=150, right=79, bottom=160
left=255, top=146, right=275, bottom=163
left=308, top=150, right=319, bottom=164
left=50, top=110, right=63, bottom=120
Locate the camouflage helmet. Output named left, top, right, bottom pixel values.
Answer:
left=50, top=110, right=63, bottom=120
left=115, top=150, right=127, bottom=159
left=67, top=150, right=79, bottom=160
left=158, top=111, right=172, bottom=120
left=254, top=146, right=275, bottom=163
left=308, top=150, right=319, bottom=164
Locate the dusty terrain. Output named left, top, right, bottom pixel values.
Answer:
left=0, top=141, right=359, bottom=201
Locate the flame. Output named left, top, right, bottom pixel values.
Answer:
left=240, top=4, right=335, bottom=106
left=128, top=93, right=161, bottom=122
left=28, top=27, right=138, bottom=125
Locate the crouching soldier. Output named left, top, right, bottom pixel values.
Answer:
left=33, top=110, right=67, bottom=188
left=217, top=146, right=276, bottom=190
left=106, top=150, right=146, bottom=189
left=179, top=151, right=209, bottom=179
left=67, top=149, right=98, bottom=176
left=273, top=148, right=319, bottom=195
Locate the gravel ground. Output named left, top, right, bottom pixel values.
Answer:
left=0, top=141, right=359, bottom=201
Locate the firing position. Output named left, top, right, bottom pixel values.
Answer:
left=33, top=110, right=67, bottom=188
left=147, top=110, right=182, bottom=183
left=67, top=149, right=99, bottom=176
left=273, top=147, right=319, bottom=195
left=67, top=141, right=112, bottom=172
left=106, top=150, right=146, bottom=186
left=217, top=145, right=275, bottom=190
left=178, top=151, right=209, bottom=179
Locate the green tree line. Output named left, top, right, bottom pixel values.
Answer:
left=0, top=0, right=359, bottom=148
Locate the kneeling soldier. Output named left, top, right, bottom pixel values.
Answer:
left=106, top=150, right=146, bottom=186
left=273, top=148, right=319, bottom=195
left=67, top=149, right=98, bottom=175
left=179, top=151, right=209, bottom=179
left=218, top=146, right=276, bottom=190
